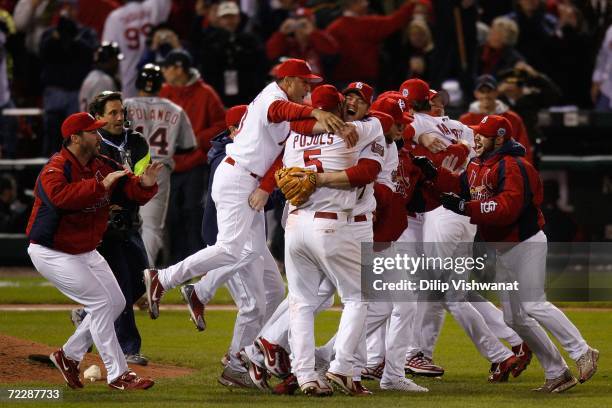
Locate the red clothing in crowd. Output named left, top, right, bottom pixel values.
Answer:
left=435, top=139, right=545, bottom=242
left=160, top=69, right=226, bottom=172
left=26, top=147, right=158, bottom=254
left=77, top=0, right=119, bottom=39
left=460, top=103, right=534, bottom=164
left=326, top=1, right=419, bottom=83
left=266, top=29, right=339, bottom=75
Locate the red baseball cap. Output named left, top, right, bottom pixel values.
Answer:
left=311, top=84, right=342, bottom=111
left=61, top=112, right=106, bottom=138
left=369, top=110, right=394, bottom=135
left=226, top=105, right=247, bottom=128
left=342, top=81, right=374, bottom=105
left=469, top=115, right=513, bottom=140
left=371, top=96, right=410, bottom=125
left=399, top=78, right=430, bottom=104
left=275, top=58, right=322, bottom=83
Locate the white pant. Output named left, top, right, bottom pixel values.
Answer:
left=419, top=206, right=513, bottom=363
left=27, top=244, right=128, bottom=383
left=285, top=211, right=368, bottom=384
left=243, top=278, right=335, bottom=368
left=497, top=231, right=587, bottom=378
left=158, top=161, right=264, bottom=290
left=140, top=166, right=171, bottom=266
left=195, top=245, right=285, bottom=372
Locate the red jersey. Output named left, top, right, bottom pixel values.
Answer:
left=435, top=140, right=544, bottom=242
left=26, top=147, right=158, bottom=254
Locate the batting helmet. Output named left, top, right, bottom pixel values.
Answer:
left=94, top=42, right=123, bottom=64
left=136, top=64, right=164, bottom=94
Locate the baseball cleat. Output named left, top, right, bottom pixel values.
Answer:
left=511, top=342, right=532, bottom=377
left=576, top=347, right=599, bottom=383
left=125, top=353, right=149, bottom=366
left=50, top=348, right=83, bottom=389
left=325, top=371, right=369, bottom=396
left=218, top=366, right=257, bottom=389
left=488, top=355, right=519, bottom=383
left=108, top=370, right=154, bottom=390
left=272, top=374, right=299, bottom=395
left=300, top=378, right=333, bottom=397
left=405, top=352, right=445, bottom=377
left=361, top=360, right=385, bottom=381
left=143, top=268, right=164, bottom=319
left=239, top=350, right=270, bottom=391
left=255, top=336, right=291, bottom=378
left=380, top=377, right=429, bottom=392
left=533, top=369, right=578, bottom=393
left=180, top=284, right=206, bottom=331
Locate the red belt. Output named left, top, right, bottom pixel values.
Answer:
left=290, top=209, right=337, bottom=219
left=291, top=209, right=369, bottom=222
left=225, top=157, right=258, bottom=179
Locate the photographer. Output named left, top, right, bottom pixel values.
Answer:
left=137, top=24, right=182, bottom=70
left=266, top=8, right=339, bottom=78
left=39, top=2, right=97, bottom=156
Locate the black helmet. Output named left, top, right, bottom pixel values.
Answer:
left=95, top=41, right=123, bottom=64
left=136, top=64, right=163, bottom=94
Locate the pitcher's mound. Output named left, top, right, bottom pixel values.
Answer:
left=0, top=333, right=194, bottom=384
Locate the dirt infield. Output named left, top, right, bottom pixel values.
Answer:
left=0, top=333, right=194, bottom=384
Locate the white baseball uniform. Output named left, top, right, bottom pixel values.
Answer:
left=124, top=96, right=197, bottom=266
left=283, top=117, right=386, bottom=385
left=102, top=0, right=171, bottom=97
left=156, top=81, right=289, bottom=292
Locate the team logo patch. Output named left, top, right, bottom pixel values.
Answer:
left=370, top=142, right=384, bottom=157
left=480, top=200, right=498, bottom=214
left=497, top=128, right=506, bottom=137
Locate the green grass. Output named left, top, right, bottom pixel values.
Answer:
left=0, top=276, right=235, bottom=305
left=0, top=309, right=610, bottom=408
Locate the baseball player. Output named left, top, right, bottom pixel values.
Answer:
left=79, top=42, right=123, bottom=112
left=102, top=0, right=171, bottom=97
left=399, top=79, right=521, bottom=382
left=431, top=114, right=599, bottom=392
left=124, top=64, right=197, bottom=266
left=143, top=59, right=345, bottom=322
left=180, top=105, right=285, bottom=390
left=26, top=112, right=161, bottom=390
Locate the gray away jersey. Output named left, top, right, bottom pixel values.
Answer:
left=124, top=96, right=197, bottom=168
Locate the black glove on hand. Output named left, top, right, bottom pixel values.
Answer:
left=440, top=192, right=466, bottom=215
left=411, top=155, right=437, bottom=181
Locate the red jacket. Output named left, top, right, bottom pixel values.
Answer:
left=160, top=69, right=226, bottom=171
left=435, top=140, right=545, bottom=242
left=26, top=147, right=158, bottom=254
left=266, top=29, right=339, bottom=76
left=460, top=107, right=534, bottom=164
left=326, top=2, right=417, bottom=82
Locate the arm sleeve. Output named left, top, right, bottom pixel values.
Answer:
left=345, top=158, right=381, bottom=187
left=259, top=152, right=284, bottom=193
left=13, top=0, right=34, bottom=32
left=39, top=167, right=107, bottom=210
left=173, top=149, right=207, bottom=172
left=267, top=100, right=314, bottom=123
left=434, top=167, right=463, bottom=195
left=592, top=28, right=611, bottom=82
left=289, top=119, right=317, bottom=134
left=464, top=159, right=524, bottom=226
left=178, top=110, right=197, bottom=149
left=197, top=91, right=226, bottom=153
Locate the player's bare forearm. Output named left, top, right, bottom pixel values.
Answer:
left=315, top=171, right=352, bottom=188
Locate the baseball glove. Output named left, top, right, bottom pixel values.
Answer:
left=275, top=167, right=317, bottom=206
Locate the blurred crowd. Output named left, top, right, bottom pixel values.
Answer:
left=0, top=0, right=610, bottom=159
left=0, top=0, right=610, bottom=248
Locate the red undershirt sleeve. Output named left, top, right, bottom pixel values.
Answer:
left=345, top=158, right=381, bottom=187
left=268, top=100, right=315, bottom=123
